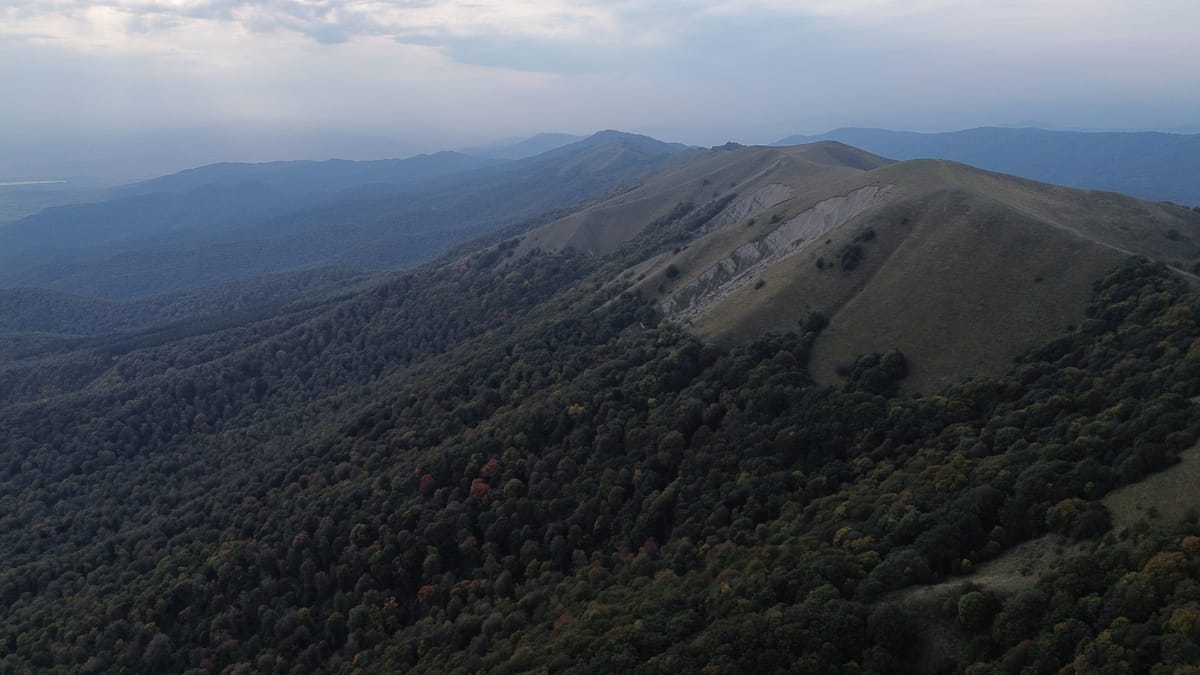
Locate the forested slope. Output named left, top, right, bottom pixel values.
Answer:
left=0, top=266, right=375, bottom=337
left=3, top=223, right=1200, bottom=673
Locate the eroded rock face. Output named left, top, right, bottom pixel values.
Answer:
left=706, top=183, right=795, bottom=231
left=662, top=184, right=893, bottom=321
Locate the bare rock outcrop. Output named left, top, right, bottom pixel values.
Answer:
left=662, top=184, right=893, bottom=321
left=706, top=183, right=795, bottom=231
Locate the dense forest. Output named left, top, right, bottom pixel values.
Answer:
left=3, top=230, right=1200, bottom=672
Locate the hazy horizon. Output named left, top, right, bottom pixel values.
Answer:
left=3, top=1, right=1199, bottom=180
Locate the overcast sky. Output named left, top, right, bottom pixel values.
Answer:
left=2, top=0, right=1199, bottom=175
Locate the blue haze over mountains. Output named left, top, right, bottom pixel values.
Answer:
left=0, top=131, right=693, bottom=301
left=2, top=125, right=1197, bottom=312
left=775, top=127, right=1200, bottom=206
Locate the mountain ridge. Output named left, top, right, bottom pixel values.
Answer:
left=775, top=126, right=1200, bottom=205
left=509, top=145, right=1200, bottom=391
left=0, top=131, right=695, bottom=300
left=459, top=132, right=586, bottom=160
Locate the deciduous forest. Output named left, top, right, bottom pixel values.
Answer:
left=3, top=239, right=1200, bottom=672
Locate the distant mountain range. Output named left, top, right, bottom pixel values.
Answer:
left=0, top=131, right=697, bottom=300
left=775, top=127, right=1200, bottom=206
left=5, top=124, right=1199, bottom=335
left=459, top=132, right=585, bottom=160
left=117, top=151, right=506, bottom=198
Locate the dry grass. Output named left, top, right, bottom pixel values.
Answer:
left=808, top=189, right=1126, bottom=392
left=885, top=531, right=1086, bottom=672
left=1104, top=442, right=1200, bottom=531
left=693, top=158, right=1200, bottom=392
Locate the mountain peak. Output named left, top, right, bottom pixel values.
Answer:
left=574, top=129, right=691, bottom=153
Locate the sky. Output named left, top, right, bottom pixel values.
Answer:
left=2, top=0, right=1199, bottom=177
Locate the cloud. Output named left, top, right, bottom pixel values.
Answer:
left=8, top=1, right=1197, bottom=75
left=0, top=1, right=630, bottom=50
left=1, top=0, right=1198, bottom=161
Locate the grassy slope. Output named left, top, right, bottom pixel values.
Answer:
left=692, top=160, right=1200, bottom=392
left=806, top=191, right=1126, bottom=393
left=1104, top=440, right=1200, bottom=531
left=503, top=145, right=1200, bottom=394
left=517, top=142, right=891, bottom=257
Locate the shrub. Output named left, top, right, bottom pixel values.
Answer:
left=803, top=312, right=829, bottom=334
left=840, top=244, right=863, bottom=271
left=957, top=591, right=998, bottom=632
